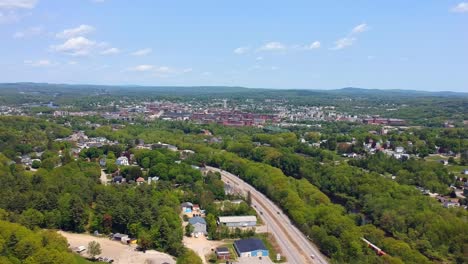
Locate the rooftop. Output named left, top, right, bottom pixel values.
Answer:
left=218, top=215, right=257, bottom=223
left=189, top=216, right=206, bottom=225
left=234, top=238, right=267, bottom=253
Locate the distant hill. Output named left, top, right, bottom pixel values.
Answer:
left=0, top=82, right=466, bottom=98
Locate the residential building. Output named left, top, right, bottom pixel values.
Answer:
left=188, top=217, right=207, bottom=236
left=116, top=156, right=129, bottom=166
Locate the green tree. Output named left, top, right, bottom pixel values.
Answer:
left=87, top=241, right=102, bottom=259
left=185, top=224, right=194, bottom=237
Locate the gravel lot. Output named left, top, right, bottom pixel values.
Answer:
left=59, top=231, right=175, bottom=264
left=183, top=235, right=224, bottom=264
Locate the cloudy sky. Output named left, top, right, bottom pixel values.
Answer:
left=0, top=0, right=467, bottom=91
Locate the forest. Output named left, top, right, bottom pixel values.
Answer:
left=0, top=113, right=466, bottom=263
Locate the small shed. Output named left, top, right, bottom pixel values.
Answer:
left=215, top=247, right=231, bottom=260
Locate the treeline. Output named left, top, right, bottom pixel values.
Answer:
left=349, top=152, right=453, bottom=193
left=0, top=150, right=204, bottom=261
left=223, top=141, right=467, bottom=263
left=0, top=219, right=80, bottom=264
left=198, top=149, right=415, bottom=263
left=0, top=116, right=71, bottom=159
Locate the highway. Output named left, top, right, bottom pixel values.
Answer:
left=206, top=166, right=328, bottom=264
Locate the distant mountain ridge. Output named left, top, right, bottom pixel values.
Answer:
left=0, top=82, right=466, bottom=97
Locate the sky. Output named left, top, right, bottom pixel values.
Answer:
left=0, top=0, right=467, bottom=92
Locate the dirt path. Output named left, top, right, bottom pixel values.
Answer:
left=59, top=231, right=175, bottom=264
left=100, top=169, right=109, bottom=185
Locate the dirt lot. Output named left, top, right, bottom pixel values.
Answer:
left=59, top=231, right=175, bottom=264
left=183, top=235, right=224, bottom=264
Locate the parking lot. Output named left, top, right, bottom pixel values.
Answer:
left=59, top=231, right=175, bottom=264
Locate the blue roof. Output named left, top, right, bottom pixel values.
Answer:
left=234, top=238, right=267, bottom=253
left=188, top=216, right=206, bottom=225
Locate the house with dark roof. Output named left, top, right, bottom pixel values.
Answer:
left=188, top=216, right=207, bottom=236
left=234, top=238, right=268, bottom=257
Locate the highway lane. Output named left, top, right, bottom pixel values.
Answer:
left=207, top=166, right=328, bottom=264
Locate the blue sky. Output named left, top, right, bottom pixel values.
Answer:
left=0, top=0, right=467, bottom=91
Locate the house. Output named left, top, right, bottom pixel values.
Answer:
left=136, top=177, right=145, bottom=185
left=113, top=176, right=124, bottom=184
left=116, top=156, right=129, bottom=166
left=181, top=202, right=193, bottom=213
left=215, top=247, right=231, bottom=260
left=188, top=217, right=207, bottom=236
left=234, top=238, right=268, bottom=257
left=440, top=160, right=449, bottom=166
left=395, top=147, right=404, bottom=153
left=218, top=216, right=257, bottom=228
left=464, top=169, right=468, bottom=175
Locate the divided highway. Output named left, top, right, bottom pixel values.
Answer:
left=206, top=166, right=328, bottom=264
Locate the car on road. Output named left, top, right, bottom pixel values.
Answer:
left=310, top=254, right=315, bottom=259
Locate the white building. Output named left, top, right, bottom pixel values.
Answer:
left=116, top=156, right=129, bottom=166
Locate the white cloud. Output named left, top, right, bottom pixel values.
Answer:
left=56, top=24, right=95, bottom=39
left=24, top=59, right=54, bottom=67
left=331, top=37, right=356, bottom=50
left=128, top=64, right=155, bottom=72
left=0, top=0, right=37, bottom=9
left=131, top=48, right=152, bottom=56
left=100, top=47, right=120, bottom=55
left=68, top=61, right=78, bottom=65
left=182, top=68, right=193, bottom=73
left=13, top=26, right=43, bottom=38
left=255, top=56, right=263, bottom=61
left=51, top=36, right=97, bottom=56
left=351, top=23, right=369, bottom=34
left=270, top=66, right=279, bottom=71
left=234, top=46, right=249, bottom=54
left=304, top=41, right=321, bottom=50
left=259, top=41, right=286, bottom=51
left=451, top=2, right=468, bottom=12
left=0, top=1, right=36, bottom=24
left=91, top=0, right=105, bottom=3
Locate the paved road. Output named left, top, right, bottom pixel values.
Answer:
left=207, top=166, right=328, bottom=264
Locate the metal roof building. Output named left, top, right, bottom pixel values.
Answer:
left=218, top=216, right=257, bottom=228
left=234, top=238, right=268, bottom=257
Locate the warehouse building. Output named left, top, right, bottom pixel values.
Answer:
left=234, top=238, right=269, bottom=257
left=218, top=215, right=257, bottom=228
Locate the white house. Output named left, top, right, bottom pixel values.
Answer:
left=116, top=156, right=129, bottom=166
